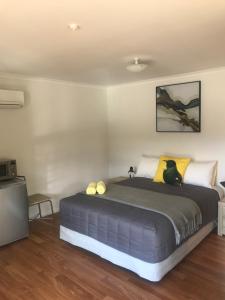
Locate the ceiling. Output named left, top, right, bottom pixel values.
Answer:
left=1, top=0, right=225, bottom=86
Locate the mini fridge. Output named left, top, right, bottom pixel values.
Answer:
left=0, top=179, right=29, bottom=246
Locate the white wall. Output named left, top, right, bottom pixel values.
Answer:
left=107, top=68, right=225, bottom=183
left=0, top=75, right=108, bottom=216
left=1, top=66, right=225, bottom=218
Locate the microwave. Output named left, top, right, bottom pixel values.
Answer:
left=0, top=159, right=17, bottom=181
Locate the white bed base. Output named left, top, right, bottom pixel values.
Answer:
left=60, top=222, right=215, bottom=282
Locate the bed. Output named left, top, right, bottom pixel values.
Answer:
left=59, top=177, right=220, bottom=281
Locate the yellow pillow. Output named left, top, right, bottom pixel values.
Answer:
left=153, top=156, right=191, bottom=183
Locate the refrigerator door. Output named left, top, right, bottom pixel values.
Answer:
left=0, top=180, right=29, bottom=246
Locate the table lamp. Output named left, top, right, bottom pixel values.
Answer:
left=128, top=166, right=135, bottom=178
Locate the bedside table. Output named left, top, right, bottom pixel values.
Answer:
left=218, top=200, right=225, bottom=236
left=107, top=177, right=128, bottom=184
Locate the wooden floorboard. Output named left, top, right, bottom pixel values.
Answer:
left=0, top=215, right=225, bottom=300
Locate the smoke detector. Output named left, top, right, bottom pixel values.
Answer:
left=68, top=23, right=81, bottom=31
left=126, top=57, right=148, bottom=72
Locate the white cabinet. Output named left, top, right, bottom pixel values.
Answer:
left=218, top=200, right=225, bottom=236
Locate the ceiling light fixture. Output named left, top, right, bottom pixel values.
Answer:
left=68, top=23, right=81, bottom=31
left=126, top=57, right=147, bottom=72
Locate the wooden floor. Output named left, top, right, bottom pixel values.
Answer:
left=0, top=216, right=225, bottom=300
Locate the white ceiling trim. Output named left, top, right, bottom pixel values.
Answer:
left=1, top=65, right=225, bottom=89
left=0, top=72, right=105, bottom=89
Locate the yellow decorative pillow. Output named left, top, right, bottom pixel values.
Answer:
left=153, top=156, right=191, bottom=183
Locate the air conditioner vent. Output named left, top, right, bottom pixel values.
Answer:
left=0, top=89, right=24, bottom=108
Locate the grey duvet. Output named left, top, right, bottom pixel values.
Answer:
left=95, top=184, right=202, bottom=245
left=60, top=178, right=219, bottom=263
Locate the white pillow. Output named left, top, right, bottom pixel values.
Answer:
left=183, top=161, right=217, bottom=188
left=136, top=156, right=159, bottom=179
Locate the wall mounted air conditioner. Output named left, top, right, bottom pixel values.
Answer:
left=0, top=89, right=24, bottom=108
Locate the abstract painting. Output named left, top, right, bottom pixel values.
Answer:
left=156, top=81, right=201, bottom=132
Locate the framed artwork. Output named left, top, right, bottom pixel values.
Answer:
left=156, top=81, right=201, bottom=132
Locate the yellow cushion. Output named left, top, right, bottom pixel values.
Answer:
left=153, top=156, right=191, bottom=183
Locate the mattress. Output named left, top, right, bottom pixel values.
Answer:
left=60, top=221, right=215, bottom=282
left=60, top=178, right=219, bottom=263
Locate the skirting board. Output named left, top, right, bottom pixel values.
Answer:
left=60, top=221, right=215, bottom=282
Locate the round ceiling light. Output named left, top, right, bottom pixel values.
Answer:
left=126, top=57, right=147, bottom=72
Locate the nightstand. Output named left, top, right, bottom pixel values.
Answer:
left=218, top=200, right=225, bottom=236
left=107, top=177, right=128, bottom=184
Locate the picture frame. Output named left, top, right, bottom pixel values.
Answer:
left=156, top=81, right=201, bottom=132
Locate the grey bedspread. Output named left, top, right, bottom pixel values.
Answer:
left=60, top=178, right=219, bottom=263
left=95, top=184, right=202, bottom=245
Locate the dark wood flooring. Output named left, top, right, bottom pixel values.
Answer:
left=0, top=215, right=225, bottom=300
